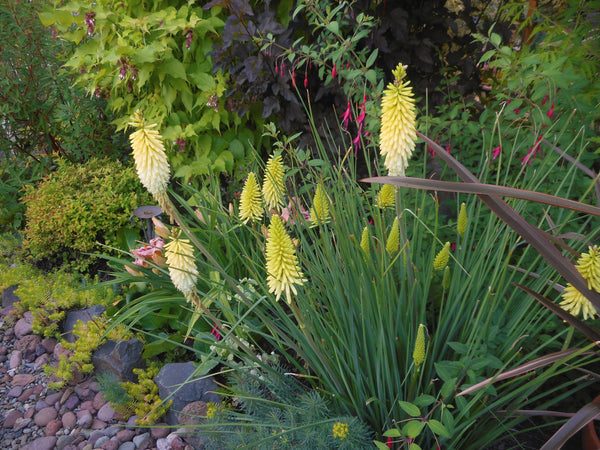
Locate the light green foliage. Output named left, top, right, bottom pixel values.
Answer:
left=45, top=316, right=133, bottom=390
left=11, top=270, right=120, bottom=338
left=204, top=366, right=372, bottom=449
left=120, top=363, right=172, bottom=425
left=40, top=0, right=263, bottom=181
left=21, top=157, right=151, bottom=273
left=97, top=364, right=170, bottom=426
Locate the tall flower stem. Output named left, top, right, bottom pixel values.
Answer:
left=395, top=188, right=414, bottom=287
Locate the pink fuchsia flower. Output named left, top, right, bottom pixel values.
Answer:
left=542, top=94, right=548, bottom=106
left=332, top=63, right=337, bottom=79
left=521, top=136, right=543, bottom=165
left=211, top=325, right=222, bottom=340
left=340, top=101, right=352, bottom=129
left=304, top=73, right=308, bottom=88
left=492, top=145, right=501, bottom=161
left=547, top=103, right=555, bottom=119
left=386, top=437, right=393, bottom=448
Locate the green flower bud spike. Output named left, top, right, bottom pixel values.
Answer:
left=386, top=217, right=400, bottom=254
left=310, top=183, right=331, bottom=227
left=457, top=202, right=468, bottom=237
left=442, top=266, right=451, bottom=290
left=360, top=226, right=370, bottom=256
left=413, top=324, right=426, bottom=366
left=377, top=184, right=395, bottom=209
left=433, top=242, right=451, bottom=271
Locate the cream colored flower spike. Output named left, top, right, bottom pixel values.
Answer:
left=128, top=111, right=170, bottom=210
left=379, top=63, right=417, bottom=176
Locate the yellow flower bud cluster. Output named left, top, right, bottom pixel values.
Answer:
left=413, top=324, right=427, bottom=366
left=265, top=216, right=305, bottom=303
left=559, top=245, right=600, bottom=320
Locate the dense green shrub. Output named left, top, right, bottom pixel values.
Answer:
left=21, top=158, right=152, bottom=273
left=0, top=0, right=126, bottom=166
left=39, top=0, right=266, bottom=184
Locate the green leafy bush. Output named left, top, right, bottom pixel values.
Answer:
left=0, top=0, right=126, bottom=165
left=21, top=158, right=152, bottom=273
left=39, top=0, right=265, bottom=183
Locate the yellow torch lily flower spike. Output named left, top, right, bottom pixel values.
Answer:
left=265, top=215, right=305, bottom=303
left=576, top=245, right=600, bottom=292
left=164, top=230, right=199, bottom=306
left=239, top=172, right=263, bottom=224
left=559, top=245, right=600, bottom=320
left=433, top=242, right=451, bottom=271
left=413, top=324, right=426, bottom=366
left=377, top=184, right=396, bottom=209
left=128, top=111, right=170, bottom=212
left=379, top=63, right=417, bottom=176
left=386, top=217, right=400, bottom=254
left=262, top=154, right=286, bottom=211
left=310, top=183, right=330, bottom=227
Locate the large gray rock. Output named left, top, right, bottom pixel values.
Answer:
left=1, top=285, right=20, bottom=307
left=91, top=338, right=146, bottom=382
left=155, top=362, right=221, bottom=425
left=62, top=305, right=106, bottom=343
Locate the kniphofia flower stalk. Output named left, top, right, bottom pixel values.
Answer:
left=239, top=172, right=263, bottom=224
left=262, top=154, right=285, bottom=211
left=386, top=217, right=400, bottom=254
left=310, top=184, right=330, bottom=226
left=128, top=111, right=170, bottom=212
left=433, top=242, right=451, bottom=271
left=164, top=231, right=199, bottom=307
left=559, top=245, right=600, bottom=320
left=379, top=63, right=417, bottom=176
left=265, top=215, right=305, bottom=303
left=377, top=184, right=395, bottom=209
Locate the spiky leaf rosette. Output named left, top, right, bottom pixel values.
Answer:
left=265, top=215, right=305, bottom=304
left=164, top=231, right=199, bottom=305
left=239, top=172, right=263, bottom=224
left=379, top=63, right=417, bottom=176
left=128, top=111, right=170, bottom=212
left=262, top=154, right=286, bottom=211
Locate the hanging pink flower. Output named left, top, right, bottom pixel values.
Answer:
left=340, top=101, right=352, bottom=129
left=547, top=103, right=555, bottom=119
left=211, top=325, right=222, bottom=340
left=521, top=136, right=543, bottom=165
left=492, top=145, right=501, bottom=161
left=542, top=94, right=548, bottom=106
left=332, top=63, right=337, bottom=79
